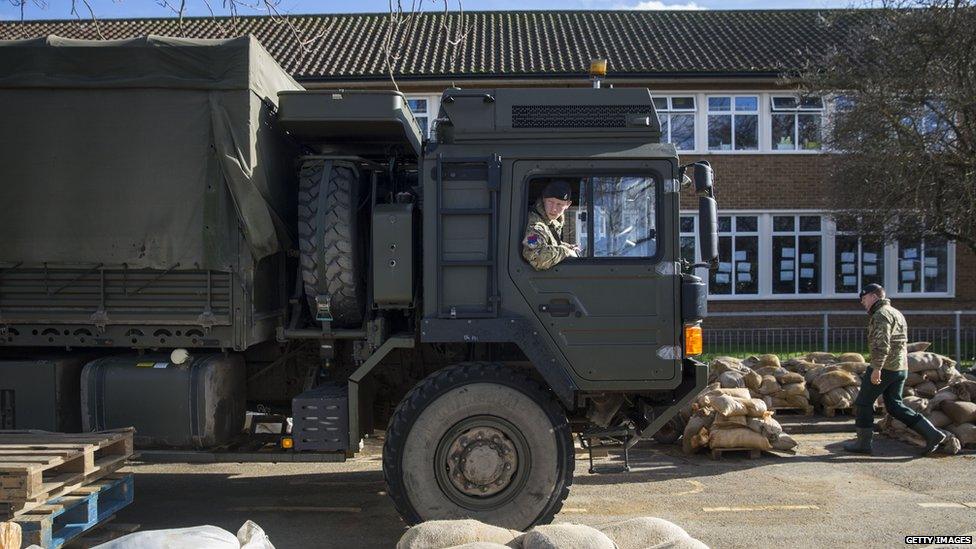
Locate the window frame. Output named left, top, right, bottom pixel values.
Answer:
left=522, top=172, right=666, bottom=266
left=770, top=95, right=825, bottom=152
left=403, top=93, right=440, bottom=138
left=652, top=95, right=697, bottom=151
left=771, top=213, right=825, bottom=296
left=894, top=239, right=953, bottom=296
left=706, top=94, right=760, bottom=152
left=677, top=210, right=956, bottom=300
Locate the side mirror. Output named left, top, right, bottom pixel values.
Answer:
left=698, top=196, right=719, bottom=268
left=692, top=161, right=713, bottom=196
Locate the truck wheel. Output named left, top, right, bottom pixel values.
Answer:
left=297, top=159, right=364, bottom=328
left=383, top=362, right=574, bottom=530
left=651, top=415, right=685, bottom=445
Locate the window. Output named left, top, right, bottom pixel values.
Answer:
left=653, top=96, right=696, bottom=150
left=528, top=176, right=658, bottom=260
left=772, top=215, right=822, bottom=294
left=771, top=96, right=824, bottom=151
left=708, top=95, right=758, bottom=151
left=405, top=95, right=437, bottom=137
left=897, top=239, right=948, bottom=293
left=679, top=215, right=697, bottom=264
left=834, top=232, right=885, bottom=295
left=710, top=215, right=759, bottom=295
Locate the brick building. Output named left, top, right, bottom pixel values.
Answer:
left=3, top=10, right=972, bottom=353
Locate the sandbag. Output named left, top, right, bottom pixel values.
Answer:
left=709, top=356, right=745, bottom=375
left=940, top=432, right=962, bottom=455
left=906, top=372, right=925, bottom=386
left=741, top=397, right=768, bottom=417
left=759, top=375, right=780, bottom=396
left=756, top=366, right=789, bottom=378
left=784, top=359, right=819, bottom=375
left=926, top=388, right=959, bottom=412
left=906, top=341, right=932, bottom=353
left=238, top=521, right=275, bottom=549
left=512, top=524, right=615, bottom=549
left=598, top=517, right=692, bottom=549
left=682, top=412, right=714, bottom=454
left=780, top=382, right=807, bottom=397
left=747, top=415, right=783, bottom=439
left=703, top=395, right=748, bottom=417
left=914, top=381, right=938, bottom=399
left=784, top=394, right=811, bottom=408
left=696, top=387, right=750, bottom=407
left=947, top=423, right=976, bottom=446
left=95, top=526, right=241, bottom=549
left=446, top=543, right=511, bottom=549
left=771, top=433, right=798, bottom=451
left=902, top=396, right=929, bottom=413
left=815, top=370, right=859, bottom=393
left=397, top=520, right=519, bottom=549
left=708, top=426, right=772, bottom=450
left=779, top=372, right=805, bottom=385
left=822, top=387, right=854, bottom=409
left=942, top=401, right=976, bottom=425
left=805, top=352, right=837, bottom=364
left=713, top=415, right=749, bottom=429
left=928, top=410, right=952, bottom=428
left=718, top=371, right=745, bottom=389
left=837, top=362, right=870, bottom=376
left=757, top=354, right=781, bottom=369
left=837, top=352, right=865, bottom=363
left=907, top=352, right=942, bottom=373
left=743, top=370, right=763, bottom=392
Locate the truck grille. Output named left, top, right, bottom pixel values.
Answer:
left=511, top=104, right=653, bottom=128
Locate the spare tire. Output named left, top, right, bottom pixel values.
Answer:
left=297, top=159, right=365, bottom=328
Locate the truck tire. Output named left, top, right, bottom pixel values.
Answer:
left=383, top=362, right=574, bottom=530
left=297, top=159, right=364, bottom=327
left=651, top=415, right=685, bottom=445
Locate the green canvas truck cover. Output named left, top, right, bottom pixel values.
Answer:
left=0, top=35, right=302, bottom=269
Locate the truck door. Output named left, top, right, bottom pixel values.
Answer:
left=507, top=160, right=680, bottom=383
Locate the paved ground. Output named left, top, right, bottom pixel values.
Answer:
left=106, top=433, right=976, bottom=549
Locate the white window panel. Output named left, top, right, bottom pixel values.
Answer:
left=771, top=95, right=825, bottom=151
left=652, top=96, right=696, bottom=151
left=707, top=95, right=759, bottom=151
left=404, top=93, right=440, bottom=138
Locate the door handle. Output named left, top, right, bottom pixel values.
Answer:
left=539, top=300, right=576, bottom=317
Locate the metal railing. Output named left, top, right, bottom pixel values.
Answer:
left=703, top=310, right=976, bottom=365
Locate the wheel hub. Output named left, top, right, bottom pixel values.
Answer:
left=445, top=426, right=518, bottom=497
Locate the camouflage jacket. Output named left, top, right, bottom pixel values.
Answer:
left=521, top=199, right=578, bottom=271
left=867, top=298, right=908, bottom=371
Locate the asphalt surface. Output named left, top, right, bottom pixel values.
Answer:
left=104, top=433, right=976, bottom=549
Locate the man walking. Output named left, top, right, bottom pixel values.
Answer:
left=844, top=283, right=946, bottom=455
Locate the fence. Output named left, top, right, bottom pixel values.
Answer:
left=703, top=310, right=976, bottom=365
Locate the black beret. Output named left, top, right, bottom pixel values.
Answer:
left=542, top=180, right=573, bottom=201
left=859, top=283, right=884, bottom=299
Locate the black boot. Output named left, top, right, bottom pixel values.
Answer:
left=910, top=416, right=947, bottom=456
left=843, top=428, right=874, bottom=454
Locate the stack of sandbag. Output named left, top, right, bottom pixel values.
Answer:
left=707, top=356, right=762, bottom=397
left=901, top=349, right=965, bottom=398
left=681, top=384, right=797, bottom=455
left=397, top=517, right=710, bottom=549
left=880, top=377, right=976, bottom=455
left=708, top=355, right=811, bottom=410
left=793, top=352, right=871, bottom=411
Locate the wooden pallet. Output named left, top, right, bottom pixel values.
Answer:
left=820, top=404, right=882, bottom=418
left=709, top=447, right=767, bottom=460
left=15, top=473, right=134, bottom=549
left=0, top=429, right=134, bottom=518
left=769, top=405, right=815, bottom=416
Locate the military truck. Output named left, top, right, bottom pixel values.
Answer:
left=0, top=36, right=718, bottom=529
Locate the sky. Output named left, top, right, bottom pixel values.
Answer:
left=1, top=0, right=860, bottom=22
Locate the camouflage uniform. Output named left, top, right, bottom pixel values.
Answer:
left=522, top=199, right=578, bottom=271
left=867, top=298, right=908, bottom=371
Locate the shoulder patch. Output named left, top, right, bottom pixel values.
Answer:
left=527, top=234, right=539, bottom=247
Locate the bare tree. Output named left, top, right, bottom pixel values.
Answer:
left=793, top=1, right=976, bottom=253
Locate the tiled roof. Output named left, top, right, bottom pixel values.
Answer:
left=0, top=10, right=864, bottom=81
